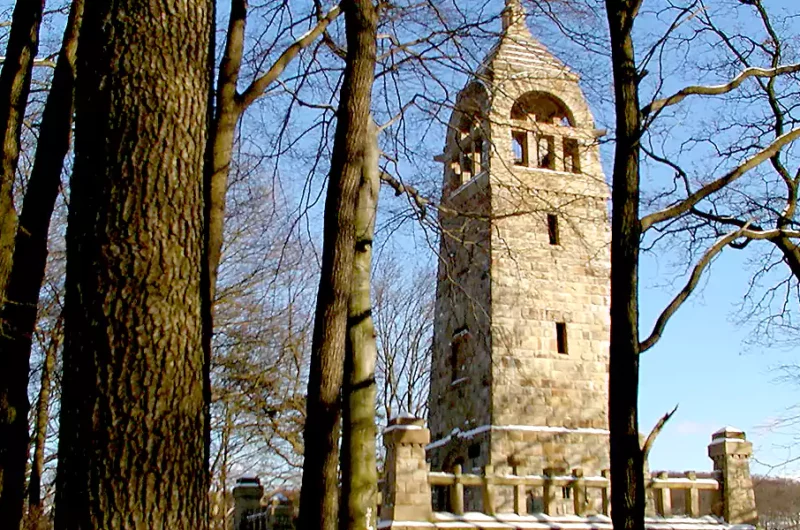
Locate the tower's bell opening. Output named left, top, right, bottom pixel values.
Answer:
left=510, top=91, right=575, bottom=126
left=448, top=82, right=490, bottom=188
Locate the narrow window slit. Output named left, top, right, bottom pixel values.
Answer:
left=563, top=138, right=581, bottom=174
left=537, top=134, right=556, bottom=169
left=512, top=131, right=528, bottom=166
left=547, top=214, right=559, bottom=245
left=556, top=322, right=568, bottom=354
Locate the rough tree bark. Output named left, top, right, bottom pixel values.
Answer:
left=53, top=0, right=213, bottom=527
left=605, top=1, right=646, bottom=529
left=298, top=1, right=378, bottom=528
left=0, top=0, right=83, bottom=526
left=0, top=0, right=43, bottom=309
left=339, top=118, right=379, bottom=530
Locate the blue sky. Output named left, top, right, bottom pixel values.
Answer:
left=639, top=245, right=800, bottom=477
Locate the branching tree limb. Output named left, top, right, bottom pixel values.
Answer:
left=641, top=127, right=800, bottom=231
left=640, top=223, right=752, bottom=353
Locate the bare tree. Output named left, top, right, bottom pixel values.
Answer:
left=0, top=0, right=43, bottom=307
left=0, top=1, right=82, bottom=525
left=754, top=476, right=800, bottom=530
left=53, top=0, right=213, bottom=526
left=603, top=0, right=800, bottom=528
left=373, top=256, right=433, bottom=424
left=0, top=0, right=45, bottom=522
left=208, top=163, right=317, bottom=524
left=339, top=118, right=380, bottom=530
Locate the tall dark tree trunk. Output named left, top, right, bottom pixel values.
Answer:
left=53, top=0, right=213, bottom=526
left=605, top=1, right=645, bottom=530
left=0, top=1, right=82, bottom=526
left=27, top=314, right=62, bottom=526
left=0, top=0, right=43, bottom=308
left=204, top=0, right=246, bottom=309
left=339, top=118, right=379, bottom=530
left=298, top=1, right=377, bottom=529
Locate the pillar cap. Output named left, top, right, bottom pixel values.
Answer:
left=712, top=427, right=746, bottom=441
left=708, top=427, right=752, bottom=459
left=383, top=416, right=430, bottom=445
left=233, top=476, right=264, bottom=498
left=387, top=415, right=425, bottom=428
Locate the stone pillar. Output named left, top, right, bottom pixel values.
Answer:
left=380, top=417, right=432, bottom=523
left=707, top=427, right=758, bottom=525
left=233, top=477, right=263, bottom=530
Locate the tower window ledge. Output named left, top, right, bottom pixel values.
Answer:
left=449, top=170, right=488, bottom=199
left=450, top=376, right=469, bottom=387
left=517, top=166, right=582, bottom=176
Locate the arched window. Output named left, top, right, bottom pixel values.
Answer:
left=509, top=91, right=582, bottom=173
left=510, top=91, right=574, bottom=125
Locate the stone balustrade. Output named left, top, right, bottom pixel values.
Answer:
left=231, top=422, right=757, bottom=530
left=426, top=465, right=719, bottom=519
left=379, top=419, right=757, bottom=529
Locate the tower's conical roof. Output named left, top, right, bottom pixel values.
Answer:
left=477, top=0, right=575, bottom=80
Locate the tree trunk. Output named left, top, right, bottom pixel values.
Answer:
left=298, top=1, right=378, bottom=529
left=0, top=1, right=82, bottom=526
left=26, top=314, right=62, bottom=527
left=339, top=118, right=379, bottom=530
left=205, top=0, right=246, bottom=307
left=0, top=0, right=43, bottom=309
left=605, top=2, right=646, bottom=530
left=53, top=0, right=213, bottom=526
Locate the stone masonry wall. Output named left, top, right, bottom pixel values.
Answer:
left=487, top=33, right=610, bottom=476
left=429, top=171, right=493, bottom=446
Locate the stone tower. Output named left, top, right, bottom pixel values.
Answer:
left=428, top=0, right=611, bottom=488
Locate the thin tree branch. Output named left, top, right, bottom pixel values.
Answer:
left=377, top=94, right=418, bottom=132
left=641, top=128, right=800, bottom=231
left=640, top=223, right=752, bottom=353
left=238, top=3, right=342, bottom=109
left=642, top=64, right=800, bottom=117
left=379, top=171, right=431, bottom=216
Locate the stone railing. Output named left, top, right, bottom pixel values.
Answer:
left=426, top=465, right=720, bottom=519
left=231, top=422, right=757, bottom=530
left=379, top=418, right=758, bottom=528
left=232, top=478, right=295, bottom=530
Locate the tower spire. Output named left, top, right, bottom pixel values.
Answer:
left=501, top=0, right=527, bottom=33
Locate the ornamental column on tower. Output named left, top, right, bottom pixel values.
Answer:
left=427, top=0, right=611, bottom=511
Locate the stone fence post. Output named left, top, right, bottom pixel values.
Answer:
left=707, top=427, right=758, bottom=525
left=233, top=477, right=264, bottom=530
left=380, top=417, right=432, bottom=523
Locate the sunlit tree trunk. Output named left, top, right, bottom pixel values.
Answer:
left=299, top=1, right=378, bottom=528
left=0, top=0, right=43, bottom=309
left=26, top=315, right=62, bottom=526
left=53, top=0, right=213, bottom=526
left=340, top=118, right=379, bottom=530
